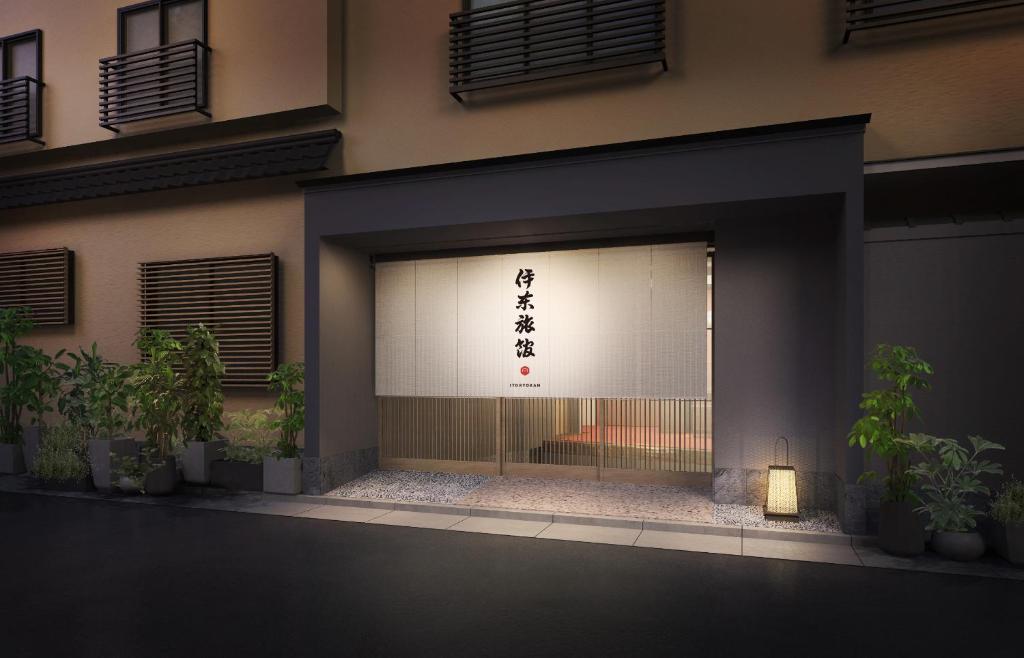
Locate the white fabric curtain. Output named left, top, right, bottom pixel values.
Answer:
left=375, top=242, right=707, bottom=399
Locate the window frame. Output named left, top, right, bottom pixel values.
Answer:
left=0, top=29, right=42, bottom=81
left=117, top=0, right=208, bottom=54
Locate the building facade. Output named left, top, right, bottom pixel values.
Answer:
left=1, top=0, right=1022, bottom=533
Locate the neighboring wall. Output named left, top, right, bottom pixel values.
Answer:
left=713, top=213, right=840, bottom=510
left=865, top=221, right=1024, bottom=478
left=0, top=179, right=305, bottom=420
left=0, top=0, right=340, bottom=153
left=339, top=0, right=1024, bottom=174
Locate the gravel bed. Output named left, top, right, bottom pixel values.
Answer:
left=713, top=504, right=842, bottom=533
left=327, top=470, right=491, bottom=505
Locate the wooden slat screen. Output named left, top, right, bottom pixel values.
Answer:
left=139, top=253, right=277, bottom=388
left=0, top=247, right=73, bottom=325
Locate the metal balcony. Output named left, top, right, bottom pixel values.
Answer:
left=449, top=0, right=666, bottom=101
left=844, top=0, right=1024, bottom=43
left=99, top=39, right=210, bottom=131
left=0, top=76, right=44, bottom=145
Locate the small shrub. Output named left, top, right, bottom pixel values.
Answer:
left=35, top=424, right=89, bottom=483
left=991, top=478, right=1024, bottom=525
left=268, top=363, right=304, bottom=459
left=223, top=409, right=277, bottom=463
left=179, top=324, right=224, bottom=443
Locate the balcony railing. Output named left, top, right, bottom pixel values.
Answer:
left=99, top=39, right=210, bottom=131
left=844, top=0, right=1024, bottom=43
left=0, top=76, right=44, bottom=145
left=449, top=0, right=666, bottom=101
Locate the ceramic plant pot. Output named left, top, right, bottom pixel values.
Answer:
left=211, top=460, right=264, bottom=492
left=878, top=500, right=926, bottom=557
left=22, top=425, right=43, bottom=474
left=144, top=456, right=178, bottom=496
left=931, top=530, right=986, bottom=562
left=263, top=456, right=301, bottom=495
left=182, top=440, right=227, bottom=484
left=0, top=443, right=26, bottom=475
left=117, top=476, right=142, bottom=495
left=990, top=521, right=1024, bottom=566
left=87, top=437, right=138, bottom=492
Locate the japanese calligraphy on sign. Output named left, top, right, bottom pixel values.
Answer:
left=514, top=268, right=537, bottom=360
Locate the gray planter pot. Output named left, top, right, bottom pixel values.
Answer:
left=931, top=530, right=986, bottom=562
left=0, top=443, right=26, bottom=474
left=23, top=425, right=43, bottom=474
left=990, top=521, right=1024, bottom=566
left=144, top=456, right=178, bottom=496
left=182, top=440, right=227, bottom=484
left=87, top=437, right=138, bottom=492
left=878, top=500, right=926, bottom=557
left=263, top=456, right=301, bottom=495
left=211, top=460, right=264, bottom=492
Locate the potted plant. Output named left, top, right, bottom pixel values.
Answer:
left=263, top=363, right=304, bottom=495
left=130, top=328, right=183, bottom=495
left=22, top=347, right=63, bottom=475
left=988, top=477, right=1024, bottom=566
left=34, top=423, right=92, bottom=492
left=60, top=343, right=137, bottom=491
left=0, top=307, right=57, bottom=474
left=905, top=433, right=1004, bottom=562
left=212, top=409, right=276, bottom=491
left=848, top=344, right=933, bottom=555
left=179, top=324, right=226, bottom=485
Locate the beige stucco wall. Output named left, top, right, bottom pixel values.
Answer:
left=337, top=0, right=1024, bottom=171
left=0, top=0, right=338, bottom=151
left=0, top=178, right=304, bottom=419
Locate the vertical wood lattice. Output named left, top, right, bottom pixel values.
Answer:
left=378, top=396, right=711, bottom=474
left=0, top=247, right=73, bottom=325
left=139, top=253, right=277, bottom=388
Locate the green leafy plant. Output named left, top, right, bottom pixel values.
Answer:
left=58, top=343, right=134, bottom=439
left=990, top=477, right=1024, bottom=525
left=111, top=453, right=147, bottom=491
left=848, top=344, right=933, bottom=502
left=132, top=328, right=182, bottom=459
left=268, top=363, right=304, bottom=459
left=34, top=423, right=89, bottom=482
left=179, top=324, right=224, bottom=443
left=0, top=307, right=61, bottom=444
left=903, top=433, right=1004, bottom=532
left=223, top=409, right=278, bottom=463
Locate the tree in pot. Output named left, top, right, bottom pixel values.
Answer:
left=34, top=423, right=92, bottom=491
left=904, top=433, right=1004, bottom=562
left=212, top=409, right=277, bottom=491
left=57, top=343, right=136, bottom=491
left=130, top=328, right=184, bottom=495
left=989, top=478, right=1024, bottom=566
left=0, top=307, right=60, bottom=475
left=178, top=324, right=226, bottom=485
left=21, top=346, right=62, bottom=476
left=848, top=344, right=933, bottom=555
left=264, top=363, right=304, bottom=495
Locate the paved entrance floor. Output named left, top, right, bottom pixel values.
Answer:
left=327, top=469, right=841, bottom=532
left=2, top=492, right=1019, bottom=658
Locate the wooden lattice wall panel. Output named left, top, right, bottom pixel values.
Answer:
left=0, top=247, right=74, bottom=325
left=139, top=253, right=277, bottom=388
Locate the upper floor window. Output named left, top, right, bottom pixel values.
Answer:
left=119, top=0, right=206, bottom=53
left=99, top=0, right=209, bottom=131
left=450, top=0, right=667, bottom=102
left=0, top=30, right=43, bottom=145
